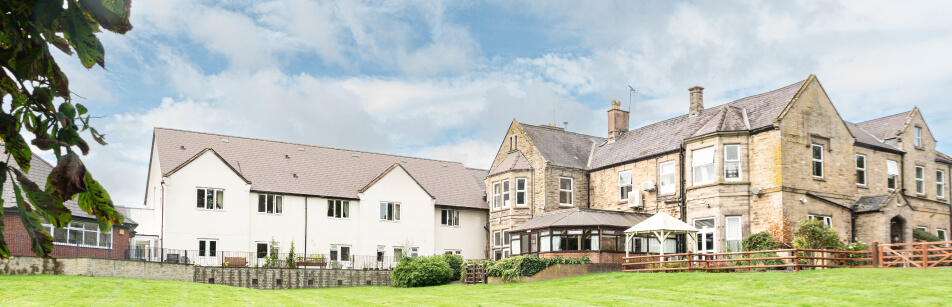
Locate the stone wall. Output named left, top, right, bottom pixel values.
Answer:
left=588, top=152, right=681, bottom=213
left=486, top=263, right=620, bottom=284
left=193, top=267, right=392, bottom=289
left=0, top=256, right=193, bottom=281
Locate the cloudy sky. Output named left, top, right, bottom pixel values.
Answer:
left=54, top=0, right=952, bottom=207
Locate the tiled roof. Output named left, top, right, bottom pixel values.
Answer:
left=845, top=122, right=903, bottom=153
left=488, top=151, right=533, bottom=176
left=512, top=208, right=651, bottom=231
left=853, top=195, right=891, bottom=213
left=589, top=79, right=807, bottom=169
left=856, top=111, right=912, bottom=141
left=0, top=146, right=134, bottom=224
left=153, top=128, right=487, bottom=210
left=937, top=152, right=952, bottom=165
left=519, top=124, right=604, bottom=170
left=467, top=168, right=489, bottom=191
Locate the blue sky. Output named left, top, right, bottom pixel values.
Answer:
left=55, top=0, right=952, bottom=207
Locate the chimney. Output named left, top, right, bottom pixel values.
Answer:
left=607, top=100, right=629, bottom=139
left=689, top=86, right=704, bottom=116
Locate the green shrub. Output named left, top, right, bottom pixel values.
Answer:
left=742, top=232, right=778, bottom=251
left=391, top=255, right=454, bottom=288
left=792, top=219, right=840, bottom=249
left=440, top=254, right=464, bottom=280
left=461, top=255, right=591, bottom=281
left=913, top=228, right=943, bottom=242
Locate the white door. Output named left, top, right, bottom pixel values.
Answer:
left=694, top=218, right=715, bottom=254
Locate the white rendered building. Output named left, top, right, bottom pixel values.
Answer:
left=126, top=128, right=489, bottom=263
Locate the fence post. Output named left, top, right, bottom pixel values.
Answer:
left=794, top=248, right=799, bottom=272
left=921, top=243, right=928, bottom=269
left=75, top=243, right=80, bottom=257
left=746, top=250, right=751, bottom=273
left=871, top=242, right=880, bottom=268
left=687, top=252, right=693, bottom=271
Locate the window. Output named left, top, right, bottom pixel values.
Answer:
left=725, top=216, right=742, bottom=252
left=327, top=200, right=350, bottom=218
left=515, top=178, right=527, bottom=206
left=441, top=209, right=460, bottom=226
left=511, top=236, right=521, bottom=255
left=659, top=161, right=676, bottom=194
left=619, top=171, right=632, bottom=201
left=493, top=231, right=501, bottom=247
left=808, top=215, right=833, bottom=228
left=394, top=247, right=404, bottom=260
left=44, top=221, right=112, bottom=248
left=916, top=166, right=925, bottom=195
left=410, top=247, right=419, bottom=258
left=915, top=127, right=922, bottom=147
left=917, top=226, right=928, bottom=232
left=256, top=241, right=279, bottom=258
left=887, top=160, right=899, bottom=190
left=559, top=177, right=573, bottom=206
left=257, top=194, right=283, bottom=214
left=494, top=250, right=503, bottom=260
left=812, top=144, right=824, bottom=178
left=856, top=154, right=867, bottom=186
left=502, top=180, right=511, bottom=208
left=724, top=145, right=740, bottom=181
left=330, top=245, right=351, bottom=261
left=692, top=146, right=715, bottom=185
left=198, top=239, right=217, bottom=257
left=492, top=182, right=501, bottom=210
left=938, top=229, right=948, bottom=242
left=503, top=230, right=510, bottom=246
left=196, top=188, right=224, bottom=210
left=444, top=250, right=462, bottom=255
left=377, top=246, right=386, bottom=262
left=379, top=202, right=401, bottom=221
left=938, top=170, right=946, bottom=198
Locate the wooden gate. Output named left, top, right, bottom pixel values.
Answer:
left=463, top=263, right=486, bottom=284
left=878, top=241, right=952, bottom=268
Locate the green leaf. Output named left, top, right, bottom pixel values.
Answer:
left=90, top=127, right=107, bottom=145
left=78, top=0, right=133, bottom=34
left=0, top=113, right=32, bottom=173
left=13, top=169, right=72, bottom=228
left=0, top=208, right=9, bottom=258
left=57, top=127, right=89, bottom=155
left=64, top=1, right=106, bottom=68
left=77, top=172, right=123, bottom=232
left=60, top=102, right=77, bottom=119
left=76, top=104, right=87, bottom=115
left=48, top=151, right=88, bottom=201
left=50, top=62, right=71, bottom=97
left=13, top=180, right=55, bottom=258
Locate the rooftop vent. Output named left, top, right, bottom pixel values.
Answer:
left=298, top=147, right=305, bottom=151
left=351, top=153, right=359, bottom=158
left=293, top=173, right=298, bottom=178
left=221, top=138, right=229, bottom=143
left=285, top=154, right=290, bottom=159
left=441, top=163, right=448, bottom=167
left=401, top=159, right=408, bottom=163
left=180, top=145, right=186, bottom=150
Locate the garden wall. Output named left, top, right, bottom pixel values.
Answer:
left=1, top=256, right=194, bottom=281
left=486, top=263, right=621, bottom=284
left=193, top=267, right=392, bottom=289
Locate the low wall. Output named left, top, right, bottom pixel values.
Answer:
left=1, top=256, right=194, bottom=281
left=487, top=263, right=621, bottom=284
left=194, top=267, right=392, bottom=289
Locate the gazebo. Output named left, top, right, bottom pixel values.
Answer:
left=624, top=212, right=699, bottom=257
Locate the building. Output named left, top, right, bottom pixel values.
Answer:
left=126, top=128, right=489, bottom=264
left=1, top=146, right=138, bottom=259
left=487, top=75, right=951, bottom=261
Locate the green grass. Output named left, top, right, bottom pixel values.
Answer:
left=2, top=269, right=951, bottom=306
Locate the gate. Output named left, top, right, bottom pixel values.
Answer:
left=878, top=241, right=952, bottom=268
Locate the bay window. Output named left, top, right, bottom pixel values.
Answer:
left=724, top=145, right=740, bottom=181
left=938, top=170, right=945, bottom=198
left=502, top=180, right=511, bottom=208
left=692, top=146, right=715, bottom=185
left=492, top=182, right=501, bottom=210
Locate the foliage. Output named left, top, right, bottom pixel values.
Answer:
left=792, top=219, right=840, bottom=250
left=0, top=0, right=133, bottom=258
left=264, top=238, right=279, bottom=268
left=439, top=253, right=463, bottom=280
left=285, top=241, right=296, bottom=268
left=913, top=228, right=943, bottom=242
left=742, top=232, right=779, bottom=251
left=464, top=255, right=591, bottom=281
left=391, top=255, right=454, bottom=288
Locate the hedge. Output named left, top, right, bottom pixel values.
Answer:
left=462, top=255, right=591, bottom=281
left=391, top=255, right=455, bottom=288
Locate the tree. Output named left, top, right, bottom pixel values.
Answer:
left=792, top=219, right=840, bottom=250
left=0, top=0, right=132, bottom=258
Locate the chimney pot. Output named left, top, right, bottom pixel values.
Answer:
left=689, top=86, right=704, bottom=116
left=607, top=100, right=630, bottom=139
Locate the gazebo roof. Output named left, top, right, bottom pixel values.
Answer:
left=624, top=212, right=698, bottom=235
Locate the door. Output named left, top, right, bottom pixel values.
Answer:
left=695, top=218, right=715, bottom=254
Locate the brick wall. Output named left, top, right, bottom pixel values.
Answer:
left=3, top=213, right=132, bottom=259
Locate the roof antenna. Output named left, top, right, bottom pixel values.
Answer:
left=628, top=85, right=638, bottom=112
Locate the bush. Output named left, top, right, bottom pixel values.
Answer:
left=391, top=255, right=454, bottom=288
left=913, top=228, right=943, bottom=242
left=792, top=219, right=840, bottom=249
left=439, top=254, right=464, bottom=280
left=742, top=232, right=778, bottom=251
left=462, top=255, right=591, bottom=281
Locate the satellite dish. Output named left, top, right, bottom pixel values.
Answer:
left=751, top=187, right=761, bottom=195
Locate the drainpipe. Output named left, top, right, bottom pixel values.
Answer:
left=679, top=143, right=687, bottom=253
left=160, top=180, right=166, bottom=252
left=304, top=197, right=308, bottom=258
left=850, top=211, right=857, bottom=243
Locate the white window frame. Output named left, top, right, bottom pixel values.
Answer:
left=443, top=249, right=462, bottom=255
left=659, top=161, right=676, bottom=195
left=937, top=170, right=946, bottom=198
left=493, top=231, right=501, bottom=247
left=808, top=214, right=833, bottom=228
left=915, top=127, right=922, bottom=147
left=441, top=208, right=460, bottom=227
left=856, top=154, right=867, bottom=186
left=619, top=170, right=632, bottom=201
left=937, top=229, right=948, bottom=242
left=198, top=239, right=218, bottom=257
left=515, top=178, right=527, bottom=206
left=916, top=166, right=925, bottom=195
left=410, top=247, right=419, bottom=258
left=812, top=144, right=824, bottom=179
left=724, top=145, right=741, bottom=181
left=692, top=146, right=716, bottom=185
left=502, top=230, right=510, bottom=246
left=917, top=226, right=928, bottom=232
left=330, top=244, right=351, bottom=262
left=377, top=246, right=386, bottom=262
left=196, top=188, right=224, bottom=210
left=887, top=160, right=899, bottom=190
left=694, top=218, right=715, bottom=254
left=559, top=177, right=574, bottom=206
left=327, top=199, right=350, bottom=219
left=257, top=194, right=283, bottom=215
left=502, top=179, right=511, bottom=209
left=725, top=216, right=742, bottom=252
left=380, top=202, right=401, bottom=221
left=44, top=221, right=113, bottom=249
left=492, top=182, right=501, bottom=210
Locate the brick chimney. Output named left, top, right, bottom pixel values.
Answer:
left=607, top=100, right=629, bottom=139
left=689, top=86, right=704, bottom=116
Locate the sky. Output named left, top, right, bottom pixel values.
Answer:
left=50, top=0, right=952, bottom=208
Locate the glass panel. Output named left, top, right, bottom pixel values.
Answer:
left=521, top=236, right=530, bottom=253
left=342, top=201, right=349, bottom=218
left=530, top=234, right=538, bottom=253
left=328, top=200, right=335, bottom=217
left=341, top=247, right=350, bottom=260
left=541, top=235, right=551, bottom=252
left=517, top=179, right=525, bottom=190
left=197, top=189, right=205, bottom=208
left=856, top=155, right=865, bottom=168
left=258, top=195, right=266, bottom=212
left=266, top=195, right=274, bottom=213
left=99, top=232, right=111, bottom=248
left=565, top=235, right=580, bottom=250
left=54, top=228, right=68, bottom=243
left=511, top=239, right=521, bottom=255
left=813, top=161, right=823, bottom=177
left=84, top=230, right=97, bottom=246
left=812, top=145, right=822, bottom=160
left=692, top=147, right=715, bottom=166
left=552, top=235, right=562, bottom=251
left=395, top=204, right=400, bottom=220
left=275, top=196, right=283, bottom=214
left=257, top=243, right=268, bottom=258
left=494, top=232, right=500, bottom=246
left=330, top=250, right=338, bottom=261
left=199, top=241, right=207, bottom=257
left=502, top=181, right=510, bottom=207
left=69, top=228, right=82, bottom=245
left=216, top=190, right=224, bottom=209
left=442, top=210, right=448, bottom=225
left=206, top=189, right=215, bottom=209
left=560, top=178, right=570, bottom=190
left=726, top=217, right=742, bottom=240
left=619, top=171, right=632, bottom=186
left=887, top=160, right=899, bottom=175
left=209, top=241, right=217, bottom=257
left=695, top=218, right=715, bottom=229
left=724, top=145, right=739, bottom=161
left=725, top=162, right=740, bottom=179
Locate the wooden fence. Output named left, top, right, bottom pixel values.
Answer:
left=623, top=240, right=952, bottom=273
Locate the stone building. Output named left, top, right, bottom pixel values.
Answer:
left=487, top=75, right=951, bottom=261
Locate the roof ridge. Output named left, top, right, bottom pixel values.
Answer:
left=856, top=110, right=914, bottom=125
left=154, top=127, right=466, bottom=166
left=519, top=123, right=605, bottom=140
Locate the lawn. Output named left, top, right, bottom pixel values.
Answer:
left=2, top=269, right=951, bottom=306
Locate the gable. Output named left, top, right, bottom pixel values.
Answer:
left=776, top=76, right=853, bottom=141
left=359, top=163, right=435, bottom=200
left=166, top=148, right=251, bottom=184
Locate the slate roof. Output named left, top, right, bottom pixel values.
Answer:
left=856, top=111, right=912, bottom=141
left=519, top=124, right=604, bottom=170
left=588, top=79, right=807, bottom=169
left=0, top=146, right=135, bottom=225
left=153, top=128, right=487, bottom=210
left=488, top=151, right=533, bottom=176
left=937, top=152, right=952, bottom=165
left=853, top=195, right=891, bottom=213
left=467, top=168, right=489, bottom=191
left=845, top=122, right=903, bottom=153
left=512, top=208, right=651, bottom=231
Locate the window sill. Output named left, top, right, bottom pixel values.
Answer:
left=53, top=242, right=112, bottom=250
left=379, top=220, right=401, bottom=223
left=515, top=204, right=528, bottom=208
left=813, top=177, right=826, bottom=182
left=440, top=225, right=461, bottom=228
left=256, top=213, right=282, bottom=216
left=559, top=204, right=574, bottom=207
left=326, top=217, right=351, bottom=220
left=857, top=185, right=869, bottom=189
